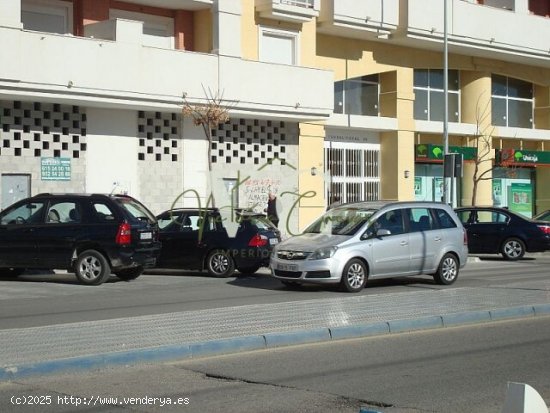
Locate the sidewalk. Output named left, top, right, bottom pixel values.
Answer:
left=2, top=279, right=550, bottom=380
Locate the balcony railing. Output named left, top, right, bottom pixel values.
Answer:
left=280, top=0, right=314, bottom=8
left=255, top=0, right=320, bottom=23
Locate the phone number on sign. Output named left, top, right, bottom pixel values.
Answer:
left=11, top=395, right=191, bottom=407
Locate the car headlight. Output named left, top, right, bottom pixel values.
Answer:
left=308, top=246, right=338, bottom=260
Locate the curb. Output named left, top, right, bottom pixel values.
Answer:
left=2, top=305, right=550, bottom=381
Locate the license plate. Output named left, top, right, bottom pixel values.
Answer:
left=140, top=232, right=152, bottom=240
left=269, top=238, right=279, bottom=245
left=277, top=263, right=298, bottom=271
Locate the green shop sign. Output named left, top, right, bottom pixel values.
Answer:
left=415, top=144, right=476, bottom=162
left=496, top=149, right=550, bottom=166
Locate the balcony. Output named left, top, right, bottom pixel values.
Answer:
left=396, top=0, right=550, bottom=68
left=0, top=21, right=332, bottom=120
left=317, top=0, right=399, bottom=40
left=255, top=0, right=320, bottom=23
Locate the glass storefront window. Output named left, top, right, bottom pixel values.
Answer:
left=491, top=75, right=533, bottom=128
left=333, top=75, right=379, bottom=116
left=414, top=69, right=460, bottom=122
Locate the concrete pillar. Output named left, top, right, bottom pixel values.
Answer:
left=534, top=85, right=550, bottom=130
left=460, top=71, right=493, bottom=206
left=380, top=68, right=415, bottom=201
left=0, top=0, right=22, bottom=28
left=212, top=0, right=241, bottom=57
left=181, top=118, right=209, bottom=207
left=536, top=168, right=550, bottom=213
left=298, top=122, right=326, bottom=231
left=514, top=0, right=530, bottom=14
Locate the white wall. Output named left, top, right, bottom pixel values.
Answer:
left=85, top=108, right=139, bottom=197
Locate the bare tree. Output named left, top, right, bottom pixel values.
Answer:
left=182, top=87, right=236, bottom=206
left=469, top=97, right=515, bottom=206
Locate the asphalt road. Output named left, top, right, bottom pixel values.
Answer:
left=0, top=254, right=549, bottom=329
left=2, top=316, right=549, bottom=413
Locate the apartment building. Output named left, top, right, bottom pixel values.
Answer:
left=0, top=0, right=549, bottom=235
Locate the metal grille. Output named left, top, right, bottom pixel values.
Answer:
left=325, top=144, right=380, bottom=204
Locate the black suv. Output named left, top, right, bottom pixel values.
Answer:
left=155, top=208, right=280, bottom=277
left=0, top=193, right=161, bottom=285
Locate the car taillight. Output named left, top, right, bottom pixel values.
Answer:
left=248, top=234, right=268, bottom=247
left=463, top=228, right=468, bottom=245
left=537, top=225, right=550, bottom=235
left=116, top=222, right=132, bottom=245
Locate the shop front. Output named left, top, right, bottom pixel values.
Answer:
left=493, top=148, right=550, bottom=218
left=414, top=144, right=476, bottom=205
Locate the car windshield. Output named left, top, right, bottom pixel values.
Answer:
left=116, top=198, right=156, bottom=224
left=304, top=207, right=376, bottom=235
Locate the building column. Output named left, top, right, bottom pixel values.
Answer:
left=534, top=85, right=550, bottom=131
left=298, top=122, right=325, bottom=231
left=514, top=0, right=530, bottom=14
left=181, top=118, right=210, bottom=207
left=212, top=0, right=241, bottom=57
left=460, top=71, right=493, bottom=206
left=379, top=68, right=415, bottom=201
left=536, top=168, right=550, bottom=213
left=0, top=0, right=22, bottom=28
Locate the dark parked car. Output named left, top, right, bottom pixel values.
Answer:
left=155, top=208, right=280, bottom=277
left=0, top=193, right=161, bottom=285
left=455, top=206, right=550, bottom=260
left=534, top=209, right=550, bottom=222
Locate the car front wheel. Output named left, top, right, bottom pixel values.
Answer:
left=75, top=250, right=111, bottom=285
left=501, top=238, right=525, bottom=260
left=433, top=253, right=459, bottom=285
left=206, top=250, right=235, bottom=278
left=340, top=259, right=367, bottom=292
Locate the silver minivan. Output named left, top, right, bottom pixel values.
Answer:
left=270, top=201, right=468, bottom=292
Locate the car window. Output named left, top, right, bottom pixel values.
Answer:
left=92, top=202, right=116, bottom=222
left=408, top=208, right=433, bottom=232
left=158, top=211, right=185, bottom=230
left=115, top=198, right=156, bottom=224
left=477, top=210, right=509, bottom=224
left=0, top=201, right=45, bottom=225
left=372, top=209, right=405, bottom=235
left=305, top=207, right=374, bottom=235
left=46, top=201, right=80, bottom=224
left=456, top=210, right=472, bottom=224
left=434, top=208, right=457, bottom=229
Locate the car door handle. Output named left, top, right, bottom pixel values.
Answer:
left=434, top=237, right=442, bottom=242
left=400, top=241, right=408, bottom=246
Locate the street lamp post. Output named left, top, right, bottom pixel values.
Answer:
left=443, top=0, right=451, bottom=206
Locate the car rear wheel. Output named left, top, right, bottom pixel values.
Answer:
left=115, top=266, right=143, bottom=281
left=501, top=238, right=525, bottom=260
left=237, top=265, right=261, bottom=275
left=206, top=250, right=235, bottom=278
left=0, top=267, right=25, bottom=277
left=433, top=253, right=459, bottom=285
left=75, top=250, right=111, bottom=285
left=340, top=259, right=367, bottom=292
